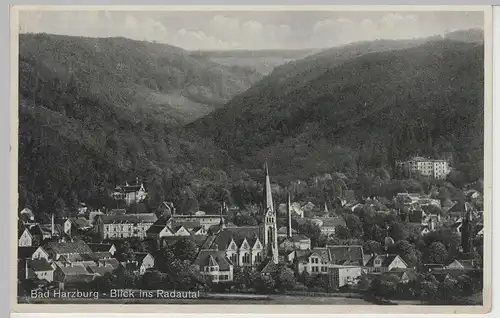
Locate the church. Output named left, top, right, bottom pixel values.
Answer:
left=195, top=163, right=279, bottom=277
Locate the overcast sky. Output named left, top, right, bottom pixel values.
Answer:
left=19, top=10, right=484, bottom=50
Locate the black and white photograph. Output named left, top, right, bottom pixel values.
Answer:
left=12, top=5, right=491, bottom=312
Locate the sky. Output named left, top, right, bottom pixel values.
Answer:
left=19, top=10, right=484, bottom=50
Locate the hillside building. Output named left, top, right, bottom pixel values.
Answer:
left=396, top=157, right=450, bottom=179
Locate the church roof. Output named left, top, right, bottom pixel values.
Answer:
left=204, top=226, right=263, bottom=251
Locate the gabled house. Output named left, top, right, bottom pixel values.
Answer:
left=446, top=259, right=476, bottom=271
left=364, top=254, right=408, bottom=273
left=194, top=249, right=234, bottom=283
left=25, top=259, right=55, bottom=282
left=64, top=217, right=92, bottom=236
left=31, top=246, right=50, bottom=260
left=134, top=252, right=155, bottom=275
left=18, top=224, right=43, bottom=247
left=112, top=178, right=148, bottom=205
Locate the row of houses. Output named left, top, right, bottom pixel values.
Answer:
left=18, top=239, right=156, bottom=290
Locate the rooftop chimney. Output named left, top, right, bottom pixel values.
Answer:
left=51, top=214, right=55, bottom=236
left=287, top=193, right=292, bottom=238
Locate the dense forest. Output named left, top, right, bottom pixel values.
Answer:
left=190, top=39, right=484, bottom=183
left=18, top=32, right=485, bottom=221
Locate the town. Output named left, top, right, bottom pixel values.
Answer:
left=17, top=156, right=484, bottom=304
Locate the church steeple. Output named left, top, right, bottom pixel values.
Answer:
left=287, top=192, right=292, bottom=238
left=263, top=162, right=274, bottom=212
left=262, top=162, right=278, bottom=264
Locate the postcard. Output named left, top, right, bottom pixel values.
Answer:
left=10, top=4, right=492, bottom=314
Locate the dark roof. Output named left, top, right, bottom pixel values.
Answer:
left=150, top=215, right=170, bottom=227
left=194, top=249, right=232, bottom=271
left=55, top=262, right=91, bottom=275
left=171, top=220, right=202, bottom=230
left=27, top=224, right=44, bottom=236
left=87, top=243, right=114, bottom=253
left=278, top=234, right=310, bottom=245
left=206, top=226, right=263, bottom=251
left=18, top=246, right=38, bottom=259
left=327, top=245, right=364, bottom=264
left=318, top=217, right=347, bottom=228
left=45, top=240, right=93, bottom=255
left=27, top=259, right=54, bottom=272
left=161, top=235, right=208, bottom=248
left=63, top=274, right=95, bottom=284
left=86, top=264, right=114, bottom=276
left=99, top=213, right=157, bottom=224
left=277, top=227, right=298, bottom=235
left=68, top=217, right=92, bottom=228
left=257, top=258, right=278, bottom=273
left=122, top=184, right=143, bottom=193
left=135, top=252, right=154, bottom=263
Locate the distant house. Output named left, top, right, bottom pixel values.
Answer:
left=64, top=217, right=92, bottom=235
left=18, top=228, right=34, bottom=247
left=194, top=249, right=234, bottom=283
left=112, top=179, right=148, bottom=205
left=19, top=208, right=35, bottom=224
left=446, top=259, right=476, bottom=271
left=135, top=252, right=155, bottom=275
left=53, top=261, right=95, bottom=287
left=296, top=245, right=365, bottom=274
left=298, top=217, right=346, bottom=237
left=86, top=263, right=115, bottom=277
left=25, top=259, right=55, bottom=282
left=94, top=213, right=157, bottom=240
left=328, top=266, right=362, bottom=289
left=278, top=234, right=311, bottom=251
left=43, top=240, right=93, bottom=261
left=31, top=246, right=50, bottom=260
left=364, top=254, right=408, bottom=273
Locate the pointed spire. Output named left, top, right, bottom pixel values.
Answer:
left=287, top=192, right=292, bottom=238
left=263, top=162, right=273, bottom=213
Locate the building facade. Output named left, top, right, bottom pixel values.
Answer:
left=396, top=157, right=450, bottom=179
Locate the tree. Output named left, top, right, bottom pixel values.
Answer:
left=274, top=264, right=297, bottom=292
left=344, top=214, right=364, bottom=239
left=172, top=238, right=198, bottom=262
left=254, top=274, right=276, bottom=294
left=363, top=240, right=382, bottom=255
left=426, top=242, right=448, bottom=264
left=296, top=220, right=322, bottom=247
